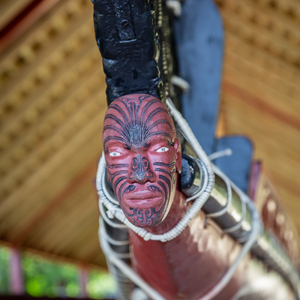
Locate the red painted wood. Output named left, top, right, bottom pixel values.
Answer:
left=103, top=94, right=247, bottom=299
left=129, top=191, right=246, bottom=300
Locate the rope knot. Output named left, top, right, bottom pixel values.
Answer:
left=143, top=233, right=151, bottom=241
left=107, top=209, right=116, bottom=219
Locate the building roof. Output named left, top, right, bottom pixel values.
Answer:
left=0, top=0, right=299, bottom=268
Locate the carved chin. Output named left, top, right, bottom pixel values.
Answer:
left=120, top=196, right=167, bottom=228
left=128, top=207, right=164, bottom=227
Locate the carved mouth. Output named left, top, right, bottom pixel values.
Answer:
left=121, top=183, right=165, bottom=212
left=123, top=191, right=162, bottom=201
left=123, top=197, right=164, bottom=211
left=122, top=185, right=163, bottom=207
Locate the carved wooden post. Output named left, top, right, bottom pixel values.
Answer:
left=79, top=265, right=88, bottom=298
left=9, top=247, right=24, bottom=295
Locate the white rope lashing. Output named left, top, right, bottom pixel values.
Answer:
left=96, top=99, right=215, bottom=242
left=96, top=98, right=262, bottom=300
left=99, top=218, right=166, bottom=300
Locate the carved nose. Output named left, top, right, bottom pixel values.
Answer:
left=128, top=154, right=154, bottom=183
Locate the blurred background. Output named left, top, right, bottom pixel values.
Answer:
left=0, top=0, right=299, bottom=298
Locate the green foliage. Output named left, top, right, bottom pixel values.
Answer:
left=0, top=246, right=116, bottom=299
left=23, top=254, right=80, bottom=297
left=0, top=246, right=10, bottom=294
left=88, top=270, right=116, bottom=299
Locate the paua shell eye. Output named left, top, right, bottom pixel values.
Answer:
left=109, top=151, right=121, bottom=157
left=156, top=147, right=169, bottom=153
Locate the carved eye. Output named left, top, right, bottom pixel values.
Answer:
left=109, top=151, right=121, bottom=157
left=156, top=147, right=169, bottom=153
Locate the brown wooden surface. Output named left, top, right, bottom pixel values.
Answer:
left=0, top=0, right=299, bottom=269
left=0, top=0, right=107, bottom=268
left=215, top=0, right=300, bottom=238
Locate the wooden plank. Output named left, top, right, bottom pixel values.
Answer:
left=219, top=91, right=300, bottom=160
left=45, top=206, right=98, bottom=257
left=0, top=6, right=94, bottom=102
left=242, top=0, right=300, bottom=43
left=224, top=49, right=300, bottom=105
left=217, top=0, right=300, bottom=28
left=24, top=183, right=95, bottom=247
left=255, top=0, right=300, bottom=25
left=222, top=15, right=299, bottom=67
left=0, top=80, right=104, bottom=208
left=85, top=242, right=106, bottom=265
left=222, top=67, right=300, bottom=129
left=0, top=0, right=64, bottom=78
left=0, top=0, right=92, bottom=68
left=0, top=124, right=103, bottom=242
left=0, top=0, right=62, bottom=54
left=0, top=106, right=106, bottom=235
left=66, top=223, right=101, bottom=262
left=0, top=49, right=103, bottom=169
left=220, top=89, right=300, bottom=157
left=219, top=91, right=300, bottom=231
left=27, top=179, right=97, bottom=252
left=53, top=210, right=99, bottom=258
left=10, top=158, right=99, bottom=245
left=219, top=0, right=300, bottom=49
left=225, top=33, right=299, bottom=82
left=0, top=49, right=103, bottom=177
left=0, top=34, right=98, bottom=133
left=0, top=0, right=32, bottom=30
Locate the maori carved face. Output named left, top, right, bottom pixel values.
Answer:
left=103, top=94, right=181, bottom=228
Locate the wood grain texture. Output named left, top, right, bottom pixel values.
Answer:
left=216, top=0, right=300, bottom=242
left=0, top=0, right=107, bottom=268
left=0, top=0, right=299, bottom=270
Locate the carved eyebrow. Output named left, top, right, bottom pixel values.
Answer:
left=144, top=135, right=172, bottom=150
left=146, top=119, right=174, bottom=133
left=146, top=131, right=172, bottom=140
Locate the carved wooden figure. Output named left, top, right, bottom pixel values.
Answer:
left=99, top=95, right=297, bottom=300
left=92, top=0, right=300, bottom=299
left=103, top=94, right=181, bottom=228
left=101, top=93, right=245, bottom=299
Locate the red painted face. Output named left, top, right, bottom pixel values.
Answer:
left=103, top=94, right=181, bottom=228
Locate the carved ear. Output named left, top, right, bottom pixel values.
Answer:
left=174, top=138, right=182, bottom=174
